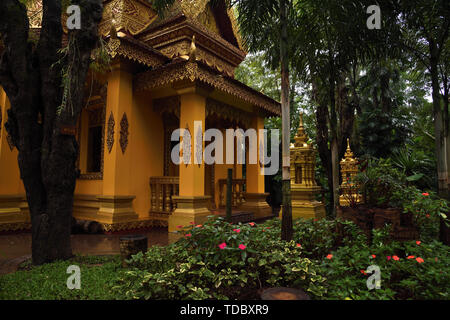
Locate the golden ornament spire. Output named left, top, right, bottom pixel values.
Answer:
left=294, top=113, right=309, bottom=147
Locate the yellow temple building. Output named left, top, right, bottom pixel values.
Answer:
left=0, top=0, right=280, bottom=233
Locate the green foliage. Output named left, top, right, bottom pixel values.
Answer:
left=0, top=255, right=121, bottom=300
left=399, top=189, right=449, bottom=242
left=319, top=230, right=450, bottom=300
left=356, top=158, right=407, bottom=207
left=113, top=217, right=326, bottom=300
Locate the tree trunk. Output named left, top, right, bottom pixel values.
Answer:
left=430, top=48, right=447, bottom=198
left=0, top=0, right=103, bottom=265
left=328, top=60, right=339, bottom=217
left=280, top=0, right=292, bottom=241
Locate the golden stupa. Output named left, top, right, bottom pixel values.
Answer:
left=339, top=139, right=361, bottom=206
left=281, top=114, right=326, bottom=219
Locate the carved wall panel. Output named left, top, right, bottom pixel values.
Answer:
left=120, top=113, right=129, bottom=154
left=107, top=111, right=115, bottom=153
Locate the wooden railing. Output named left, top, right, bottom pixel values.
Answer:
left=218, top=178, right=246, bottom=208
left=150, top=176, right=179, bottom=214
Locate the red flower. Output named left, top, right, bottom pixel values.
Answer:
left=233, top=229, right=241, bottom=233
left=189, top=221, right=195, bottom=225
left=422, top=193, right=429, bottom=196
left=407, top=255, right=415, bottom=259
left=416, top=257, right=424, bottom=263
left=435, top=257, right=438, bottom=262
left=416, top=241, right=421, bottom=245
left=218, top=242, right=227, bottom=250
left=177, top=225, right=183, bottom=229
left=296, top=243, right=302, bottom=248
left=371, top=254, right=376, bottom=258
left=195, top=224, right=203, bottom=228
left=393, top=255, right=400, bottom=261
left=426, top=214, right=430, bottom=218
left=238, top=244, right=246, bottom=250
left=249, top=222, right=256, bottom=226
left=185, top=233, right=192, bottom=237
left=326, top=254, right=333, bottom=260
left=387, top=256, right=391, bottom=260
left=360, top=270, right=367, bottom=275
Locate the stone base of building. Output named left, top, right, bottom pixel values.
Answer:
left=0, top=195, right=30, bottom=232
left=283, top=185, right=326, bottom=220
left=168, top=196, right=212, bottom=232
left=96, top=195, right=139, bottom=224
left=240, top=193, right=272, bottom=219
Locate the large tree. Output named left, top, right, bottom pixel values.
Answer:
left=395, top=0, right=450, bottom=198
left=0, top=0, right=103, bottom=265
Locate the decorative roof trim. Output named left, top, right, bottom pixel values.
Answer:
left=134, top=60, right=281, bottom=116
left=105, top=35, right=170, bottom=68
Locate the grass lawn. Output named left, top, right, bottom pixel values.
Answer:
left=0, top=255, right=121, bottom=300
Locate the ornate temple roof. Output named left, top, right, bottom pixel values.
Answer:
left=25, top=0, right=280, bottom=116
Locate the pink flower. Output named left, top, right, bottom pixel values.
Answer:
left=393, top=255, right=400, bottom=261
left=177, top=225, right=183, bottom=229
left=371, top=254, right=376, bottom=258
left=189, top=221, right=195, bottom=225
left=238, top=244, right=246, bottom=250
left=407, top=255, right=415, bottom=259
left=249, top=222, right=255, bottom=226
left=233, top=229, right=241, bottom=233
left=416, top=241, right=421, bottom=245
left=218, top=242, right=227, bottom=250
left=195, top=224, right=203, bottom=228
left=185, top=233, right=192, bottom=237
left=422, top=193, right=429, bottom=196
left=326, top=254, right=333, bottom=260
left=296, top=243, right=302, bottom=248
left=387, top=256, right=391, bottom=261
left=416, top=257, right=424, bottom=263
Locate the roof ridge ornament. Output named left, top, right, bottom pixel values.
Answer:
left=189, top=35, right=197, bottom=61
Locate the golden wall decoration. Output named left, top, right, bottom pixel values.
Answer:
left=119, top=112, right=129, bottom=154
left=107, top=111, right=115, bottom=153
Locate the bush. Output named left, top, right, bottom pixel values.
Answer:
left=113, top=217, right=326, bottom=300
left=318, top=227, right=450, bottom=300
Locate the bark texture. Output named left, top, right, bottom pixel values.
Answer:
left=0, top=0, right=103, bottom=265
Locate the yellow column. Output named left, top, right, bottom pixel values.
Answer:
left=169, top=86, right=211, bottom=232
left=0, top=87, right=29, bottom=230
left=97, top=63, right=138, bottom=225
left=241, top=115, right=271, bottom=218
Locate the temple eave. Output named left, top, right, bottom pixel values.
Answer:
left=134, top=60, right=281, bottom=116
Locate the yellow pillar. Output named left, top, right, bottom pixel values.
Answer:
left=241, top=115, right=271, bottom=218
left=0, top=87, right=29, bottom=230
left=168, top=85, right=211, bottom=232
left=97, top=63, right=138, bottom=225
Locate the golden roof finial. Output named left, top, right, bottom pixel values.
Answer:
left=110, top=14, right=118, bottom=39
left=189, top=35, right=197, bottom=61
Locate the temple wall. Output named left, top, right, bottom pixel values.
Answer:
left=130, top=91, right=164, bottom=219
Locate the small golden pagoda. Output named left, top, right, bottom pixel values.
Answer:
left=339, top=139, right=361, bottom=206
left=281, top=114, right=325, bottom=219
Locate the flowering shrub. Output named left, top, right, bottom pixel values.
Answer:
left=400, top=189, right=449, bottom=241
left=318, top=227, right=450, bottom=300
left=113, top=217, right=326, bottom=300
left=112, top=217, right=449, bottom=300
